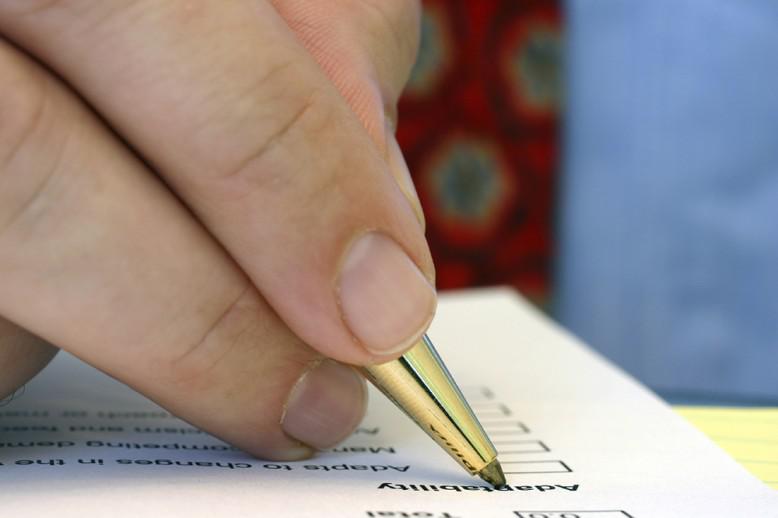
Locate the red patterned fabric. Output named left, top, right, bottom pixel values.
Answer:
left=397, top=0, right=562, bottom=301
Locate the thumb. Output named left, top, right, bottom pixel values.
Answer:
left=274, top=0, right=425, bottom=226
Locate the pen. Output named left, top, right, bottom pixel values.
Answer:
left=362, top=334, right=506, bottom=488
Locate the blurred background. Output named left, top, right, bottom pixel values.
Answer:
left=398, top=0, right=778, bottom=405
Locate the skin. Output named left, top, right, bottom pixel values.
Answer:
left=0, top=0, right=432, bottom=460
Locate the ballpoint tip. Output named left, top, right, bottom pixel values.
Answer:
left=478, top=459, right=507, bottom=488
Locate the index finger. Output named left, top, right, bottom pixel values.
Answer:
left=0, top=0, right=436, bottom=364
left=0, top=39, right=366, bottom=457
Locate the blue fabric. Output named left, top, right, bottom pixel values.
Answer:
left=555, top=0, right=778, bottom=402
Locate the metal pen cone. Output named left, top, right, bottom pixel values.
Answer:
left=362, top=334, right=501, bottom=478
left=478, top=459, right=507, bottom=488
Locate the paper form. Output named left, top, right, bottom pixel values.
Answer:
left=677, top=406, right=778, bottom=490
left=0, top=289, right=776, bottom=517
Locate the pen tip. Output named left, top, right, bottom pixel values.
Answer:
left=478, top=459, right=507, bottom=489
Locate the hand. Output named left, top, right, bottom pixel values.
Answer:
left=0, top=0, right=433, bottom=460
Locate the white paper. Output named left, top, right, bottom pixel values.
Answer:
left=1, top=289, right=775, bottom=517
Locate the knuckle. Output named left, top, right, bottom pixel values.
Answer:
left=163, top=287, right=310, bottom=394
left=163, top=287, right=254, bottom=391
left=212, top=84, right=335, bottom=195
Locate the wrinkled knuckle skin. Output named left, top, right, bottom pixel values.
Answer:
left=210, top=87, right=336, bottom=202
left=161, top=288, right=311, bottom=399
left=162, top=288, right=254, bottom=392
left=221, top=94, right=316, bottom=184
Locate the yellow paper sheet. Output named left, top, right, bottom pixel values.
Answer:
left=677, top=406, right=778, bottom=490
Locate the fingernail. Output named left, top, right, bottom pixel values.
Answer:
left=281, top=360, right=367, bottom=449
left=273, top=445, right=316, bottom=461
left=386, top=132, right=425, bottom=229
left=339, top=232, right=437, bottom=355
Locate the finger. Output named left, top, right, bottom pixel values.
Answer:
left=0, top=39, right=365, bottom=458
left=0, top=317, right=57, bottom=400
left=0, top=0, right=436, bottom=364
left=272, top=0, right=424, bottom=223
left=273, top=0, right=420, bottom=144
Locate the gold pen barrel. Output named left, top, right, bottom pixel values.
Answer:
left=362, top=335, right=498, bottom=476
